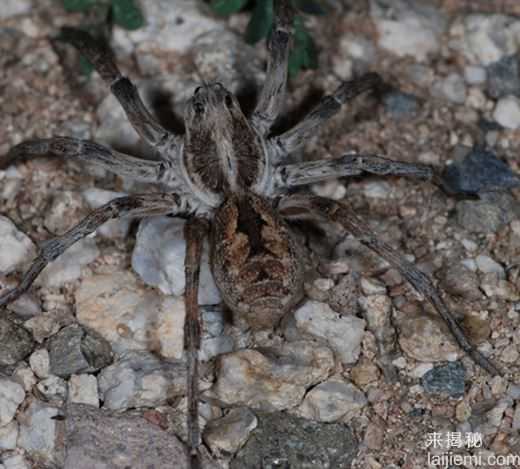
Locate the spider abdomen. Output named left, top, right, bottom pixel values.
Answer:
left=211, top=192, right=304, bottom=329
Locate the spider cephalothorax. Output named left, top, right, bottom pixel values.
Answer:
left=0, top=1, right=501, bottom=468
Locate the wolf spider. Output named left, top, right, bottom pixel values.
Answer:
left=0, top=0, right=501, bottom=467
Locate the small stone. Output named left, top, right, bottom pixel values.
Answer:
left=0, top=378, right=25, bottom=426
left=364, top=421, right=385, bottom=450
left=363, top=181, right=393, bottom=199
left=442, top=147, right=520, bottom=196
left=43, top=190, right=88, bottom=234
left=2, top=454, right=29, bottom=469
left=456, top=192, right=519, bottom=234
left=210, top=341, right=334, bottom=411
left=36, top=376, right=68, bottom=403
left=64, top=403, right=203, bottom=469
left=294, top=300, right=365, bottom=364
left=486, top=55, right=520, bottom=99
left=17, top=399, right=59, bottom=464
left=0, top=420, right=18, bottom=450
left=475, top=255, right=505, bottom=277
left=464, top=65, right=487, bottom=85
left=68, top=374, right=99, bottom=407
left=383, top=90, right=420, bottom=119
left=434, top=73, right=466, bottom=104
left=0, top=317, right=34, bottom=366
left=203, top=407, right=257, bottom=454
left=0, top=0, right=31, bottom=19
left=231, top=412, right=358, bottom=469
left=132, top=217, right=220, bottom=305
left=494, top=95, right=520, bottom=129
left=297, top=379, right=367, bottom=422
left=97, top=351, right=186, bottom=410
left=370, top=0, right=446, bottom=62
left=82, top=188, right=130, bottom=238
left=24, top=312, right=69, bottom=343
left=0, top=216, right=36, bottom=275
left=38, top=238, right=99, bottom=288
left=440, top=263, right=481, bottom=300
left=29, top=348, right=50, bottom=379
left=48, top=324, right=113, bottom=378
left=76, top=271, right=185, bottom=358
left=422, top=361, right=466, bottom=398
left=360, top=277, right=387, bottom=296
left=397, top=315, right=462, bottom=362
left=350, top=361, right=380, bottom=387
left=500, top=344, right=519, bottom=363
left=453, top=14, right=520, bottom=66
left=456, top=400, right=472, bottom=422
left=481, top=275, right=518, bottom=300
left=512, top=404, right=520, bottom=430
left=125, top=0, right=224, bottom=54
left=12, top=364, right=37, bottom=392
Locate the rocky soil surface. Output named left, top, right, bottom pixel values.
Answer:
left=1, top=0, right=520, bottom=468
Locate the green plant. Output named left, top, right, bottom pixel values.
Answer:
left=211, top=0, right=324, bottom=77
left=59, top=0, right=145, bottom=76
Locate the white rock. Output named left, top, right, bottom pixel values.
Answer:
left=464, top=65, right=487, bottom=85
left=297, top=379, right=367, bottom=422
left=37, top=237, right=99, bottom=287
left=434, top=73, right=466, bottom=104
left=0, top=216, right=36, bottom=275
left=210, top=341, right=334, bottom=411
left=493, top=95, right=520, bottom=129
left=12, top=365, right=37, bottom=392
left=295, top=300, right=365, bottom=364
left=29, top=349, right=50, bottom=379
left=2, top=454, right=29, bottom=469
left=82, top=188, right=130, bottom=238
left=0, top=378, right=25, bottom=426
left=363, top=181, right=393, bottom=199
left=451, top=14, right=520, bottom=66
left=36, top=376, right=67, bottom=403
left=132, top=217, right=221, bottom=305
left=68, top=375, right=99, bottom=407
left=0, top=420, right=18, bottom=450
left=0, top=0, right=31, bottom=19
left=370, top=0, right=446, bottom=62
left=475, top=255, right=505, bottom=277
left=76, top=271, right=184, bottom=358
left=97, top=351, right=186, bottom=410
left=17, top=399, right=59, bottom=463
left=203, top=407, right=257, bottom=454
left=125, top=0, right=223, bottom=54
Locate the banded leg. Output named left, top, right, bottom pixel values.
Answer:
left=271, top=73, right=382, bottom=160
left=279, top=194, right=502, bottom=377
left=251, top=0, right=293, bottom=135
left=0, top=193, right=187, bottom=307
left=60, top=28, right=178, bottom=152
left=273, top=153, right=439, bottom=192
left=0, top=138, right=173, bottom=183
left=183, top=217, right=209, bottom=469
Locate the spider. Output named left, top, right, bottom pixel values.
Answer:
left=0, top=1, right=501, bottom=468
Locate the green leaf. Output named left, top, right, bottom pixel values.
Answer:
left=62, top=0, right=96, bottom=12
left=288, top=15, right=317, bottom=77
left=292, top=0, right=326, bottom=15
left=79, top=54, right=95, bottom=77
left=211, top=0, right=248, bottom=16
left=111, top=0, right=145, bottom=30
left=245, top=0, right=273, bottom=44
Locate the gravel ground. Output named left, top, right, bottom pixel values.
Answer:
left=1, top=1, right=520, bottom=468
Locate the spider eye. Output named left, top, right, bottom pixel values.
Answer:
left=225, top=94, right=233, bottom=108
left=194, top=86, right=202, bottom=94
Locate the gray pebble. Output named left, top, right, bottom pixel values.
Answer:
left=97, top=351, right=186, bottom=410
left=48, top=324, right=113, bottom=378
left=0, top=317, right=34, bottom=366
left=422, top=361, right=466, bottom=398
left=231, top=411, right=358, bottom=469
left=0, top=378, right=25, bottom=426
left=383, top=90, right=420, bottom=119
left=486, top=54, right=520, bottom=99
